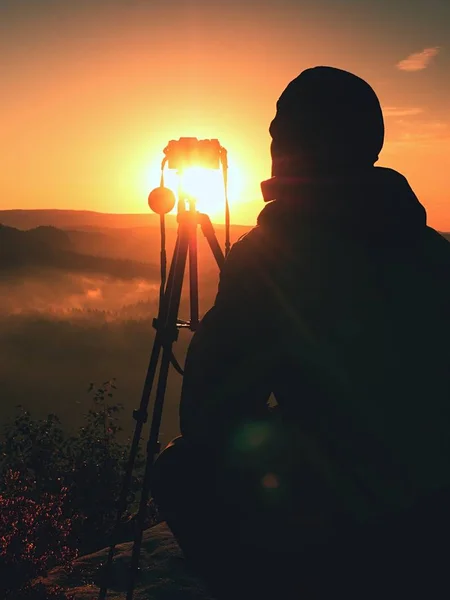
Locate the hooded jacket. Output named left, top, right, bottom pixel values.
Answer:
left=179, top=165, right=450, bottom=524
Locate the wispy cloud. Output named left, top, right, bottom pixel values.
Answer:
left=397, top=47, right=440, bottom=71
left=384, top=120, right=450, bottom=150
left=383, top=107, right=424, bottom=117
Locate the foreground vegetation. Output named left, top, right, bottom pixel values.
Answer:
left=0, top=382, right=157, bottom=599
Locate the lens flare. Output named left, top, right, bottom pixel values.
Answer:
left=262, top=473, right=280, bottom=489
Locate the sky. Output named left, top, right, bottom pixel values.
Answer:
left=1, top=0, right=450, bottom=229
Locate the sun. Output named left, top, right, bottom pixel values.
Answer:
left=179, top=167, right=229, bottom=217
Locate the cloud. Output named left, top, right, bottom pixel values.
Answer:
left=384, top=119, right=450, bottom=149
left=383, top=107, right=424, bottom=117
left=396, top=47, right=440, bottom=71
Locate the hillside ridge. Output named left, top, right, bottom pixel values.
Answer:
left=0, top=223, right=159, bottom=281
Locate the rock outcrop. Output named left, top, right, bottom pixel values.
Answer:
left=39, top=523, right=215, bottom=600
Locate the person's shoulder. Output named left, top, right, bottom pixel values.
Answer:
left=226, top=226, right=265, bottom=260
left=420, top=226, right=450, bottom=278
left=425, top=226, right=450, bottom=245
left=423, top=226, right=450, bottom=254
left=234, top=225, right=263, bottom=246
left=217, top=226, right=268, bottom=288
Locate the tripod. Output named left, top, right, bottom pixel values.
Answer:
left=97, top=199, right=225, bottom=600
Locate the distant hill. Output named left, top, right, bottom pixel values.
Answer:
left=0, top=224, right=159, bottom=280
left=0, top=210, right=252, bottom=266
left=0, top=209, right=446, bottom=263
left=0, top=209, right=170, bottom=231
left=0, top=207, right=446, bottom=238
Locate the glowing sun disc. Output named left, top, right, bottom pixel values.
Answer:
left=180, top=167, right=226, bottom=215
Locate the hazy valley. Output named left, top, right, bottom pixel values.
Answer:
left=0, top=209, right=250, bottom=447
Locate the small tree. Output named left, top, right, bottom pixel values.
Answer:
left=67, top=379, right=145, bottom=553
left=0, top=380, right=150, bottom=597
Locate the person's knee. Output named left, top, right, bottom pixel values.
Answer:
left=150, top=436, right=209, bottom=511
left=151, top=436, right=184, bottom=503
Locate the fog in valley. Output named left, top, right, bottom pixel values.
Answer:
left=0, top=210, right=244, bottom=447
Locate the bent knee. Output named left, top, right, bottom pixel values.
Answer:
left=151, top=436, right=210, bottom=507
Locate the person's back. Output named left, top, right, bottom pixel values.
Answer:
left=235, top=166, right=450, bottom=524
left=152, top=67, right=450, bottom=598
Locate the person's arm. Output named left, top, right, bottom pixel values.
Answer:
left=179, top=230, right=276, bottom=447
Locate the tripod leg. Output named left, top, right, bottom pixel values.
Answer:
left=198, top=213, right=225, bottom=270
left=189, top=217, right=200, bottom=330
left=126, top=223, right=191, bottom=600
left=97, top=332, right=164, bottom=599
left=159, top=234, right=180, bottom=322
left=97, top=230, right=185, bottom=600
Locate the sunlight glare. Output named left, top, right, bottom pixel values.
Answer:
left=180, top=167, right=225, bottom=215
left=144, top=148, right=246, bottom=221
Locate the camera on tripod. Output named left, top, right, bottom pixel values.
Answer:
left=164, top=137, right=222, bottom=171
left=149, top=137, right=228, bottom=217
left=98, top=136, right=231, bottom=600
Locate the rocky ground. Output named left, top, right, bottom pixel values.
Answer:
left=39, top=523, right=215, bottom=600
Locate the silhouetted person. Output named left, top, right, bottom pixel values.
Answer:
left=151, top=67, right=450, bottom=599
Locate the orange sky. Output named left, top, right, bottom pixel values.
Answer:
left=1, top=0, right=449, bottom=229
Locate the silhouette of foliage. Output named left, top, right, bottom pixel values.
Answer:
left=0, top=471, right=76, bottom=598
left=8, top=583, right=74, bottom=599
left=0, top=381, right=153, bottom=598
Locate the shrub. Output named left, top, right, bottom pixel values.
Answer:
left=0, top=470, right=76, bottom=597
left=0, top=380, right=153, bottom=598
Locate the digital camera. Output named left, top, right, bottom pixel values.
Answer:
left=163, top=137, right=222, bottom=170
